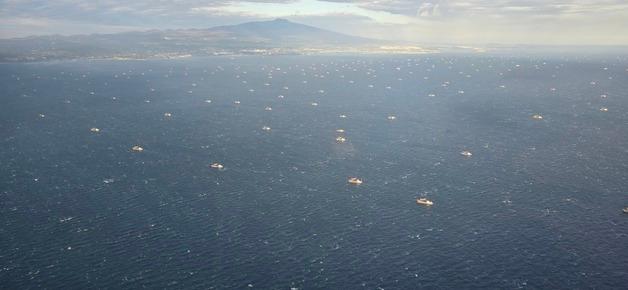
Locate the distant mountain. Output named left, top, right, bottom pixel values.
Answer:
left=208, top=18, right=371, bottom=45
left=0, top=19, right=380, bottom=61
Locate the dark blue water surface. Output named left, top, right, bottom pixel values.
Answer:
left=1, top=55, right=628, bottom=289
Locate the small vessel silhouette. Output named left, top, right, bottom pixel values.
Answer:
left=348, top=177, right=363, bottom=185
left=210, top=163, right=224, bottom=169
left=416, top=198, right=434, bottom=206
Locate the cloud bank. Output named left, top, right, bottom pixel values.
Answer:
left=1, top=0, right=628, bottom=45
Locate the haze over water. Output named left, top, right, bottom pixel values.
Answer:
left=1, top=55, right=628, bottom=288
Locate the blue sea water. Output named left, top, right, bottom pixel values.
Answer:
left=1, top=55, right=628, bottom=289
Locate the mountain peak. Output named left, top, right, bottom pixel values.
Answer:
left=207, top=18, right=371, bottom=45
left=0, top=18, right=379, bottom=62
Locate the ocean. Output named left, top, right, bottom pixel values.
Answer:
left=1, top=55, right=627, bottom=289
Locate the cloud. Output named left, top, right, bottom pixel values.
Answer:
left=4, top=0, right=627, bottom=22
left=0, top=16, right=140, bottom=38
left=1, top=0, right=628, bottom=44
left=318, top=0, right=628, bottom=18
left=417, top=2, right=443, bottom=17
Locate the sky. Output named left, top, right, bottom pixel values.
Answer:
left=1, top=0, right=628, bottom=45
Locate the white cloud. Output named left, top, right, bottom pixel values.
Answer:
left=1, top=0, right=628, bottom=44
left=0, top=16, right=141, bottom=38
left=417, top=2, right=443, bottom=17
